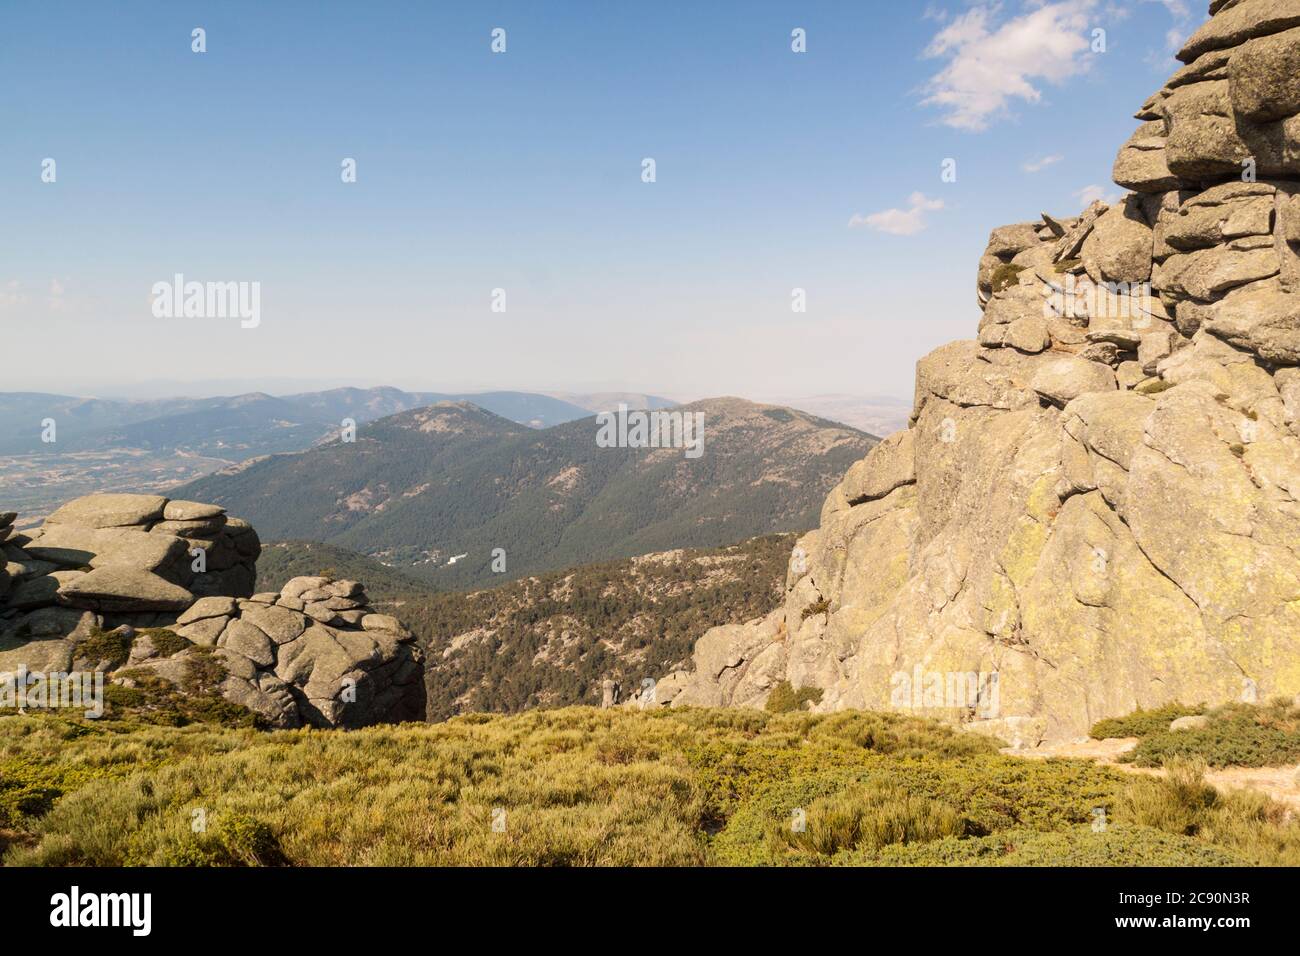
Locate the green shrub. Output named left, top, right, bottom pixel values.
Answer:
left=181, top=648, right=228, bottom=695
left=101, top=684, right=146, bottom=709
left=0, top=761, right=63, bottom=829
left=853, top=824, right=1245, bottom=866
left=990, top=263, right=1027, bottom=293
left=73, top=627, right=132, bottom=670
left=774, top=782, right=964, bottom=859
left=1116, top=759, right=1217, bottom=835
left=765, top=681, right=824, bottom=713
left=1091, top=702, right=1201, bottom=739
left=102, top=652, right=260, bottom=730
left=141, top=628, right=192, bottom=658
left=130, top=813, right=287, bottom=867
left=174, top=694, right=261, bottom=729
left=0, top=742, right=141, bottom=831
left=1115, top=758, right=1300, bottom=865
left=2, top=706, right=1295, bottom=867
left=1124, top=699, right=1300, bottom=769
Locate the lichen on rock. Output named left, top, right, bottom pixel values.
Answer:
left=654, top=1, right=1300, bottom=743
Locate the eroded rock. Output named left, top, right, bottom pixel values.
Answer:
left=662, top=7, right=1300, bottom=741
left=0, top=493, right=423, bottom=729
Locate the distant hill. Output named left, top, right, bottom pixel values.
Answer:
left=280, top=387, right=593, bottom=432
left=412, top=534, right=794, bottom=719
left=174, top=397, right=877, bottom=589
left=0, top=386, right=593, bottom=457
left=757, top=393, right=913, bottom=438
left=255, top=540, right=437, bottom=602
left=541, top=392, right=677, bottom=414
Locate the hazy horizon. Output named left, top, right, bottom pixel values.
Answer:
left=0, top=374, right=916, bottom=411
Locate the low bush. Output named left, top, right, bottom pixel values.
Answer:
left=990, top=263, right=1027, bottom=293
left=1122, top=699, right=1300, bottom=768
left=73, top=627, right=133, bottom=670
left=765, top=681, right=824, bottom=713
left=1115, top=759, right=1300, bottom=865
left=1091, top=702, right=1201, bottom=740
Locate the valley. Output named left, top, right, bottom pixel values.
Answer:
left=256, top=533, right=795, bottom=721
left=176, top=396, right=876, bottom=589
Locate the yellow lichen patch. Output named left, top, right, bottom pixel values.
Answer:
left=1000, top=514, right=1050, bottom=591
left=980, top=571, right=1021, bottom=640
left=1023, top=473, right=1061, bottom=524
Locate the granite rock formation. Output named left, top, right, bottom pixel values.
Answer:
left=0, top=494, right=423, bottom=728
left=654, top=2, right=1300, bottom=745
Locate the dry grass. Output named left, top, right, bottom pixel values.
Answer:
left=2, top=706, right=1297, bottom=867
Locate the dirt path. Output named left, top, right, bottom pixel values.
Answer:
left=1004, top=738, right=1300, bottom=811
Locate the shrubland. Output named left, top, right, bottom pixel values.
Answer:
left=4, top=703, right=1297, bottom=866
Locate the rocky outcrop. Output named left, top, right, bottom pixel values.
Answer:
left=657, top=2, right=1300, bottom=744
left=0, top=494, right=423, bottom=728
left=160, top=576, right=424, bottom=728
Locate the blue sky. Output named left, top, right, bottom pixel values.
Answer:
left=0, top=0, right=1205, bottom=400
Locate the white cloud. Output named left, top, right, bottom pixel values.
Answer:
left=1165, top=25, right=1189, bottom=47
left=921, top=1, right=1100, bottom=131
left=1023, top=154, right=1064, bottom=173
left=1073, top=183, right=1120, bottom=207
left=1144, top=0, right=1190, bottom=18
left=849, top=192, right=946, bottom=235
left=0, top=280, right=24, bottom=312
left=0, top=278, right=72, bottom=313
left=1141, top=0, right=1202, bottom=70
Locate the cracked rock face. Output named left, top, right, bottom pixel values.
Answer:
left=656, top=1, right=1300, bottom=743
left=0, top=494, right=424, bottom=728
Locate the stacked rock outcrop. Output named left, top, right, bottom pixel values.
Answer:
left=657, top=2, right=1300, bottom=744
left=0, top=493, right=423, bottom=728
left=13, top=493, right=258, bottom=614
left=150, top=576, right=425, bottom=728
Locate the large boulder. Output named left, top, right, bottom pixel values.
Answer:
left=1177, top=0, right=1300, bottom=65
left=1030, top=357, right=1118, bottom=407
left=15, top=493, right=259, bottom=607
left=1081, top=196, right=1155, bottom=284
left=1113, top=122, right=1182, bottom=193
left=57, top=567, right=194, bottom=613
left=1229, top=26, right=1300, bottom=121
left=45, top=493, right=168, bottom=529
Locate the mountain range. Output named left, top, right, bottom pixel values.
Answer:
left=0, top=386, right=646, bottom=457
left=0, top=386, right=676, bottom=518
left=176, top=397, right=877, bottom=589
